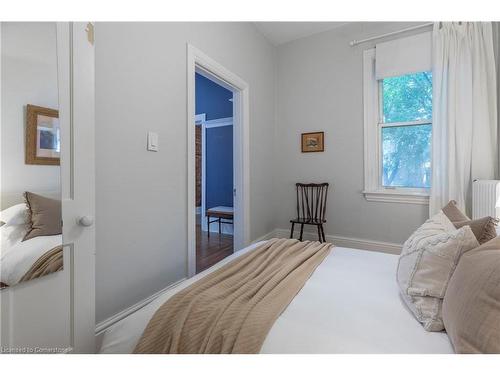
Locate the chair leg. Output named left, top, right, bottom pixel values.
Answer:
left=219, top=218, right=222, bottom=235
left=299, top=224, right=304, bottom=241
left=207, top=216, right=210, bottom=238
left=317, top=225, right=322, bottom=243
left=290, top=222, right=295, bottom=239
left=320, top=225, right=326, bottom=243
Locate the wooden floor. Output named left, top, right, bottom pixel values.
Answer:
left=196, top=216, right=233, bottom=273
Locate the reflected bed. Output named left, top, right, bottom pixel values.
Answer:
left=1, top=200, right=63, bottom=288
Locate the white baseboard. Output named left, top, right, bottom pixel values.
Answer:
left=95, top=277, right=187, bottom=337
left=251, top=229, right=277, bottom=244
left=273, top=228, right=402, bottom=255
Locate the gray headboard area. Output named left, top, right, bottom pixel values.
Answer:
left=1, top=190, right=61, bottom=211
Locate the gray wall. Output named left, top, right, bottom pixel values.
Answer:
left=95, top=22, right=276, bottom=323
left=274, top=22, right=432, bottom=245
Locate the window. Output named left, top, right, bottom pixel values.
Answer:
left=380, top=72, right=432, bottom=189
left=363, top=48, right=431, bottom=205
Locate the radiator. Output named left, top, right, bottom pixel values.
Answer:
left=472, top=180, right=500, bottom=220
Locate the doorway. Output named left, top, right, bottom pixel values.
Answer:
left=195, top=73, right=234, bottom=273
left=187, top=45, right=249, bottom=277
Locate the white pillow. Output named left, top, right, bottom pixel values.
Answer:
left=397, top=211, right=479, bottom=331
left=0, top=203, right=28, bottom=226
left=1, top=224, right=27, bottom=255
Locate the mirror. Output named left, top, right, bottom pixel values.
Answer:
left=1, top=22, right=62, bottom=289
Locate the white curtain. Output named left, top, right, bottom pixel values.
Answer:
left=430, top=22, right=498, bottom=216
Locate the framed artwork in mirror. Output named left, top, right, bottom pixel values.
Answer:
left=301, top=131, right=324, bottom=153
left=25, top=104, right=60, bottom=165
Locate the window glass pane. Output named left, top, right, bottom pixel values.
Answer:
left=382, top=124, right=431, bottom=188
left=382, top=72, right=432, bottom=123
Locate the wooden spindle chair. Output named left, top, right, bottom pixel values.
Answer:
left=290, top=183, right=329, bottom=242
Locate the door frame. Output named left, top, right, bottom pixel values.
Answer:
left=195, top=113, right=206, bottom=220
left=58, top=22, right=96, bottom=353
left=187, top=44, right=250, bottom=277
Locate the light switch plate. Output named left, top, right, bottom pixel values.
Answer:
left=147, top=132, right=159, bottom=152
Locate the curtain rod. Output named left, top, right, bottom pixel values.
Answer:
left=349, top=23, right=433, bottom=47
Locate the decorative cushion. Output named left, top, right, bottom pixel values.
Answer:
left=23, top=192, right=62, bottom=241
left=441, top=200, right=497, bottom=244
left=453, top=216, right=498, bottom=244
left=397, top=211, right=479, bottom=331
left=443, top=236, right=500, bottom=353
left=441, top=200, right=469, bottom=223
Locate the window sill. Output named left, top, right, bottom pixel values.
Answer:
left=363, top=189, right=429, bottom=205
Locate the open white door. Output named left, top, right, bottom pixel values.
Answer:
left=58, top=22, right=96, bottom=353
left=0, top=22, right=95, bottom=354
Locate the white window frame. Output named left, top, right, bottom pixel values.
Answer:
left=362, top=48, right=430, bottom=205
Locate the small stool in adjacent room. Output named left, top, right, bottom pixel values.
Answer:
left=206, top=206, right=234, bottom=237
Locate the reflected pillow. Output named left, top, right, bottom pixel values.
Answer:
left=23, top=192, right=62, bottom=241
left=0, top=203, right=28, bottom=226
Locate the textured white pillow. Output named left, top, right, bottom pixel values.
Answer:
left=0, top=203, right=28, bottom=226
left=397, top=211, right=479, bottom=331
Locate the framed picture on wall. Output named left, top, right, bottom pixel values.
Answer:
left=301, top=131, right=324, bottom=153
left=25, top=104, right=60, bottom=165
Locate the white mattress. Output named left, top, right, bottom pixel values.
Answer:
left=99, top=242, right=454, bottom=354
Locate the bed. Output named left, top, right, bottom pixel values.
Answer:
left=99, top=241, right=454, bottom=354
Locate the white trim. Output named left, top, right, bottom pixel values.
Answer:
left=363, top=48, right=430, bottom=205
left=95, top=278, right=187, bottom=336
left=187, top=44, right=250, bottom=278
left=251, top=229, right=277, bottom=244
left=200, top=120, right=207, bottom=231
left=273, top=229, right=402, bottom=255
left=204, top=117, right=233, bottom=129
left=195, top=113, right=206, bottom=124
left=379, top=120, right=432, bottom=128
left=363, top=49, right=380, bottom=196
left=363, top=189, right=429, bottom=205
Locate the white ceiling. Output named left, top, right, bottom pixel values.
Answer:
left=253, top=22, right=349, bottom=46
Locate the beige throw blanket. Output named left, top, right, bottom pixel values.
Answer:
left=134, top=238, right=332, bottom=354
left=19, top=245, right=63, bottom=283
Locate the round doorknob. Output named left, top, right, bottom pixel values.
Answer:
left=78, top=216, right=94, bottom=227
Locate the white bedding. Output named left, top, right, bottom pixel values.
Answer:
left=99, top=242, right=454, bottom=354
left=0, top=224, right=62, bottom=286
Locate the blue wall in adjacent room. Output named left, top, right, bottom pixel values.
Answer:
left=195, top=72, right=233, bottom=210
left=206, top=126, right=233, bottom=209
left=195, top=73, right=233, bottom=120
